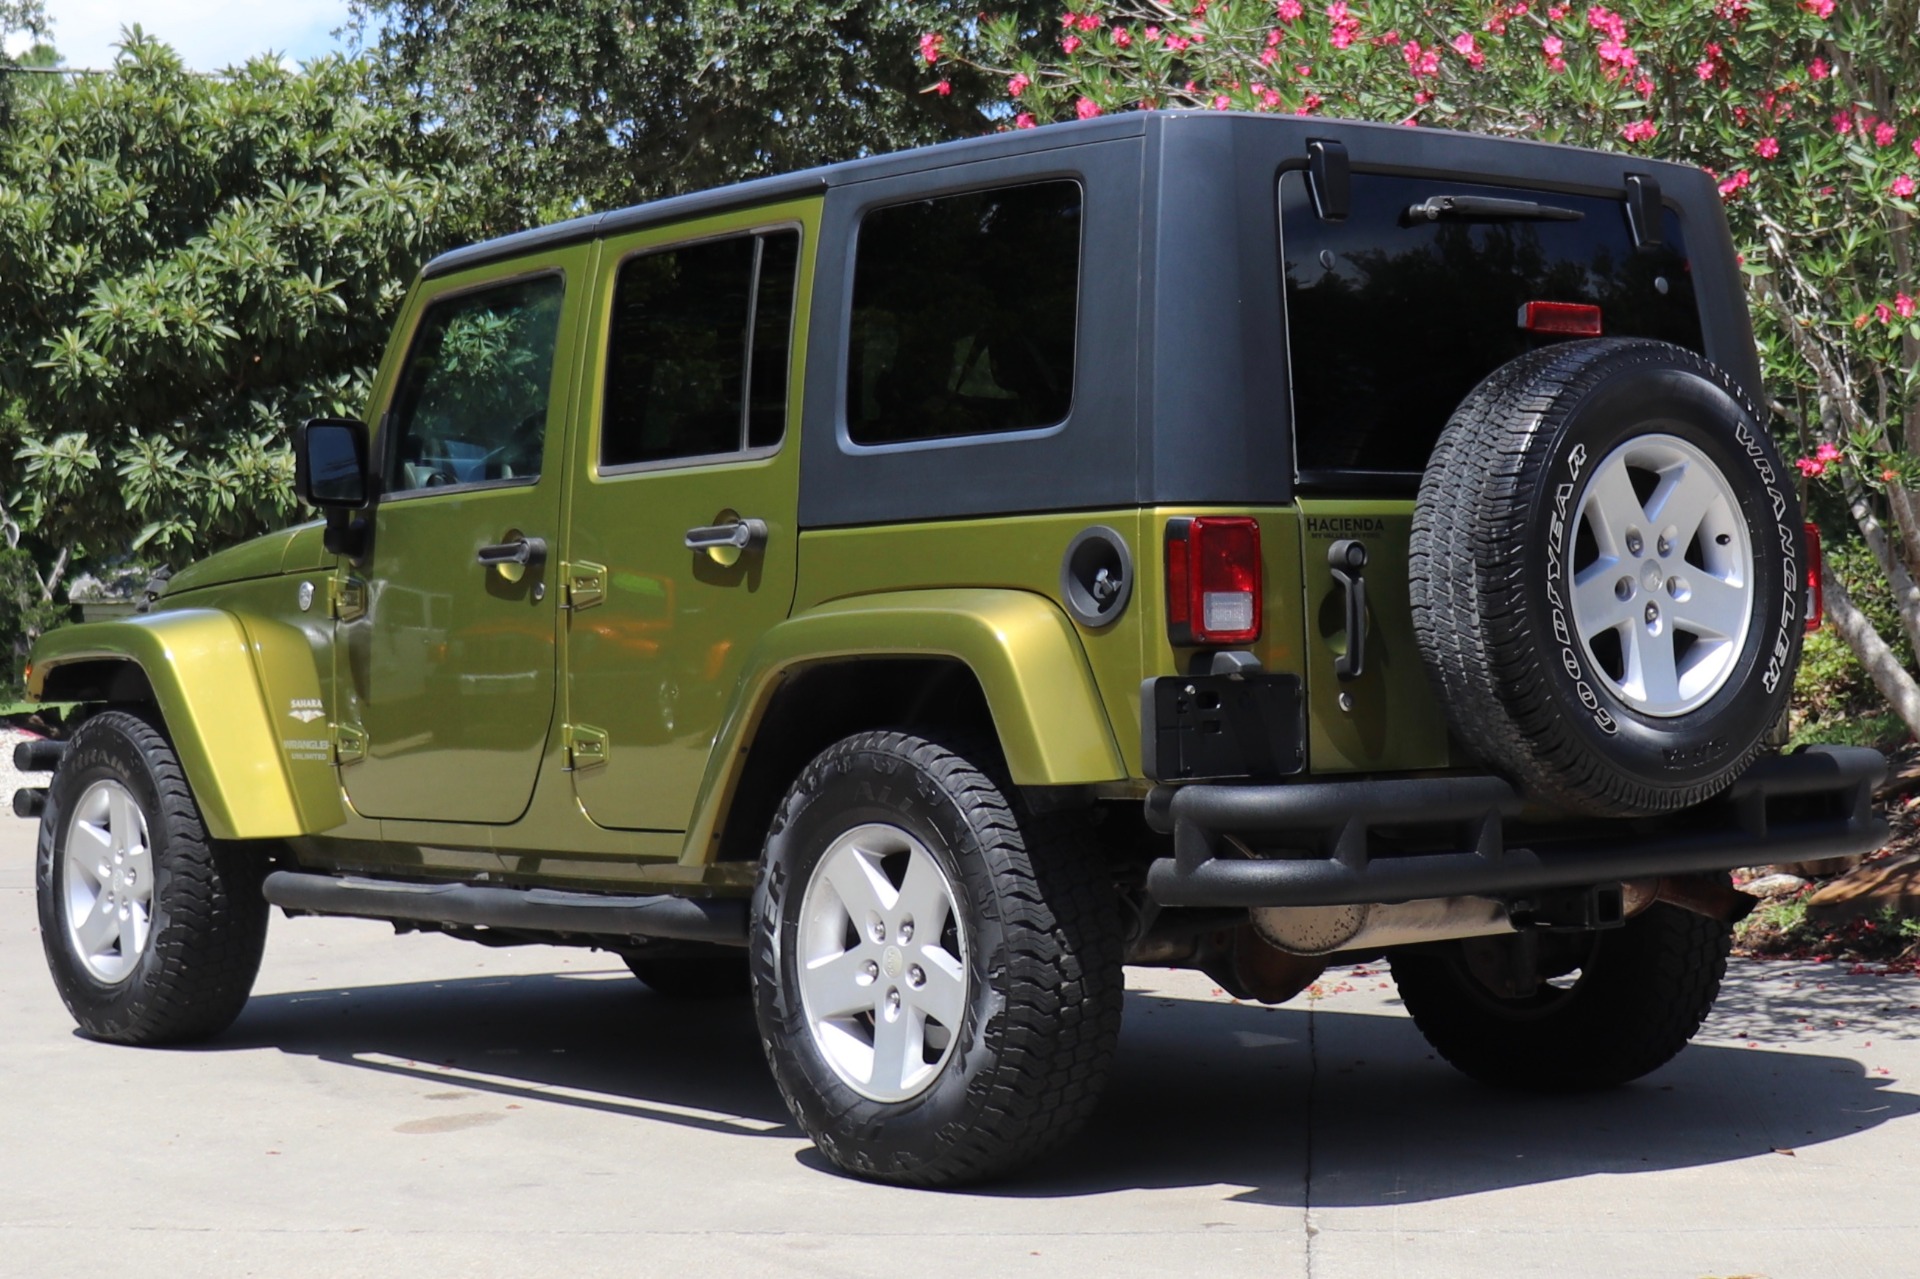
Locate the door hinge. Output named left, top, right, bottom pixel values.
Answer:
left=562, top=561, right=607, bottom=612
left=332, top=723, right=366, bottom=766
left=329, top=575, right=368, bottom=621
left=564, top=723, right=609, bottom=770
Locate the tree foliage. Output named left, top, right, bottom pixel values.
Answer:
left=925, top=0, right=1920, bottom=739
left=347, top=0, right=1053, bottom=234
left=0, top=32, right=457, bottom=624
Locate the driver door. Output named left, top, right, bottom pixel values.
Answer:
left=334, top=253, right=588, bottom=823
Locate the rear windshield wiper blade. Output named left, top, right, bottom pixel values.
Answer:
left=1405, top=195, right=1584, bottom=223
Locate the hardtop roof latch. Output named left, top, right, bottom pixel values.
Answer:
left=1624, top=173, right=1663, bottom=250
left=1307, top=139, right=1350, bottom=222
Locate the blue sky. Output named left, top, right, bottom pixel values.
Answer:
left=12, top=1, right=354, bottom=71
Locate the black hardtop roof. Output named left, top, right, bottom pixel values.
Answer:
left=420, top=110, right=1712, bottom=280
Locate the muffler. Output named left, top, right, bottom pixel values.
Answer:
left=1251, top=895, right=1513, bottom=957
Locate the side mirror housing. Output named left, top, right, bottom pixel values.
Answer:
left=295, top=418, right=373, bottom=510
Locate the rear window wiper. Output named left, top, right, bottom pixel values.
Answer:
left=1405, top=195, right=1584, bottom=223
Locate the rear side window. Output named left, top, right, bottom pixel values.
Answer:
left=601, top=228, right=800, bottom=469
left=1280, top=170, right=1703, bottom=478
left=385, top=274, right=565, bottom=494
left=847, top=180, right=1081, bottom=446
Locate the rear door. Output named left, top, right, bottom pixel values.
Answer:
left=1277, top=167, right=1703, bottom=773
left=561, top=202, right=816, bottom=831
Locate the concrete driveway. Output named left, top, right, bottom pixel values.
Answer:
left=2, top=814, right=1916, bottom=1278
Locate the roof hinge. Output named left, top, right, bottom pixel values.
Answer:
left=329, top=575, right=367, bottom=621
left=331, top=723, right=366, bottom=766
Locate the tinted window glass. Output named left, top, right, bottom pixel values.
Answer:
left=386, top=275, right=565, bottom=493
left=847, top=181, right=1081, bottom=445
left=1281, top=171, right=1703, bottom=476
left=602, top=229, right=799, bottom=468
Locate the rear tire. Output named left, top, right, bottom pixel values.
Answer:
left=750, top=730, right=1124, bottom=1186
left=35, top=709, right=268, bottom=1045
left=1389, top=902, right=1730, bottom=1091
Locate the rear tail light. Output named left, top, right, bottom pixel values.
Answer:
left=1518, top=300, right=1603, bottom=336
left=1804, top=521, right=1824, bottom=632
left=1166, top=517, right=1262, bottom=646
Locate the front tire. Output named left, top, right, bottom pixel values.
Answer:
left=1389, top=902, right=1731, bottom=1091
left=751, top=730, right=1124, bottom=1186
left=35, top=709, right=269, bottom=1045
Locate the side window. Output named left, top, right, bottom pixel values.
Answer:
left=846, top=181, right=1081, bottom=446
left=601, top=229, right=800, bottom=469
left=385, top=274, right=566, bottom=494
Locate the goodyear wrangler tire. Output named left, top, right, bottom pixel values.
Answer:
left=35, top=709, right=269, bottom=1044
left=1412, top=338, right=1802, bottom=817
left=750, top=730, right=1124, bottom=1186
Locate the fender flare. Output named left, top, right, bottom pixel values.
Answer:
left=683, top=588, right=1126, bottom=863
left=28, top=611, right=316, bottom=840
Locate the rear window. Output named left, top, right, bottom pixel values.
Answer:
left=1280, top=170, right=1703, bottom=479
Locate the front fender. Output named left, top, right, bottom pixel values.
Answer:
left=27, top=611, right=324, bottom=841
left=684, top=588, right=1127, bottom=862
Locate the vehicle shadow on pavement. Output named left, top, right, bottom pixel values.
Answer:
left=202, top=966, right=1919, bottom=1203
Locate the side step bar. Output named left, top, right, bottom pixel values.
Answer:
left=261, top=871, right=748, bottom=947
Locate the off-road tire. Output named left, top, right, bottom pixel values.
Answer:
left=1389, top=903, right=1731, bottom=1091
left=1412, top=338, right=1802, bottom=816
left=623, top=952, right=751, bottom=1000
left=750, top=730, right=1124, bottom=1186
left=35, top=709, right=269, bottom=1044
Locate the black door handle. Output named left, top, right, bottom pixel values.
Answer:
left=684, top=518, right=768, bottom=554
left=476, top=536, right=548, bottom=568
left=1328, top=539, right=1368, bottom=681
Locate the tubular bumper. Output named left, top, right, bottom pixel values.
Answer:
left=1144, top=746, right=1887, bottom=909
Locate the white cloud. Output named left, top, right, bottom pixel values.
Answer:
left=41, top=0, right=353, bottom=72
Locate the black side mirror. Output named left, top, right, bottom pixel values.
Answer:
left=295, top=418, right=372, bottom=509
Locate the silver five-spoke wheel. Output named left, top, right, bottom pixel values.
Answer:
left=796, top=822, right=969, bottom=1103
left=1570, top=433, right=1754, bottom=717
left=62, top=779, right=154, bottom=985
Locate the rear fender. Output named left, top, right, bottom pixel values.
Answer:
left=683, top=588, right=1127, bottom=864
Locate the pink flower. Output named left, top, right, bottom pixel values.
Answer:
left=1542, top=34, right=1563, bottom=55
left=1547, top=3, right=1568, bottom=17
left=1165, top=33, right=1191, bottom=51
left=1635, top=76, right=1654, bottom=97
left=1077, top=12, right=1101, bottom=30
left=1621, top=119, right=1658, bottom=144
left=1297, top=92, right=1323, bottom=115
left=1878, top=123, right=1898, bottom=148
left=1832, top=110, right=1854, bottom=135
left=1757, top=136, right=1780, bottom=159
left=1008, top=73, right=1030, bottom=96
left=1893, top=174, right=1918, bottom=199
left=1075, top=96, right=1102, bottom=119
left=1598, top=38, right=1638, bottom=71
left=1801, top=0, right=1834, bottom=16
left=1014, top=112, right=1037, bottom=129
left=1144, top=24, right=1160, bottom=39
left=1809, top=57, right=1829, bottom=80
left=1413, top=89, right=1434, bottom=104
left=1586, top=4, right=1627, bottom=42
left=1260, top=46, right=1279, bottom=64
left=1450, top=32, right=1485, bottom=66
left=1796, top=457, right=1827, bottom=477
left=1260, top=87, right=1281, bottom=107
left=934, top=79, right=951, bottom=96
left=1816, top=441, right=1842, bottom=462
left=919, top=31, right=943, bottom=64
left=1876, top=302, right=1894, bottom=323
left=1277, top=0, right=1303, bottom=19
left=1546, top=54, right=1569, bottom=72
left=1113, top=25, right=1132, bottom=47
left=1717, top=169, right=1751, bottom=198
left=1213, top=94, right=1232, bottom=109
left=1062, top=33, right=1081, bottom=52
left=1695, top=59, right=1716, bottom=81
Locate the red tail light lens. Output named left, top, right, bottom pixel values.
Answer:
left=1804, top=521, right=1824, bottom=632
left=1518, top=300, right=1603, bottom=336
left=1166, top=517, right=1262, bottom=646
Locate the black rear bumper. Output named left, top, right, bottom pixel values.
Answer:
left=1144, top=746, right=1887, bottom=909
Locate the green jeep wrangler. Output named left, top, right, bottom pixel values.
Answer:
left=12, top=111, right=1887, bottom=1186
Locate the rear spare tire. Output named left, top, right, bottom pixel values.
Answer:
left=1412, top=338, right=1802, bottom=816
